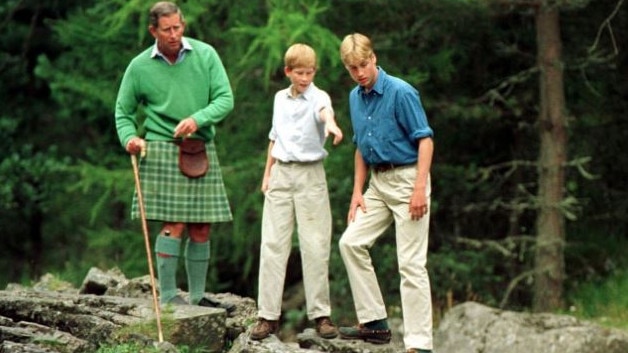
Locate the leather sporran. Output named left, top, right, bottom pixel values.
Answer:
left=178, top=139, right=209, bottom=178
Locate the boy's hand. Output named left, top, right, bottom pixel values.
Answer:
left=325, top=122, right=343, bottom=145
left=261, top=175, right=270, bottom=194
left=347, top=192, right=366, bottom=223
left=320, top=107, right=343, bottom=145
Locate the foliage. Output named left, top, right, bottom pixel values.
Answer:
left=229, top=0, right=342, bottom=89
left=568, top=268, right=628, bottom=330
left=0, top=116, right=72, bottom=280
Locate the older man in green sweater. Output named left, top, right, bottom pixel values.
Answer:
left=115, top=1, right=234, bottom=312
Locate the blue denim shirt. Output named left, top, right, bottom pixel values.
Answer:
left=349, top=67, right=433, bottom=165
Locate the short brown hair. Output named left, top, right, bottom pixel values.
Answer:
left=149, top=2, right=184, bottom=28
left=284, top=43, right=317, bottom=69
left=340, top=33, right=374, bottom=66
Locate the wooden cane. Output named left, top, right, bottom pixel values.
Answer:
left=131, top=153, right=164, bottom=343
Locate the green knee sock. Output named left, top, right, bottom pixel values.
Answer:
left=155, top=234, right=181, bottom=304
left=185, top=239, right=210, bottom=305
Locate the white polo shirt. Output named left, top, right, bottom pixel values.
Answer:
left=268, top=83, right=333, bottom=162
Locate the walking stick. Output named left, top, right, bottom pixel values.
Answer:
left=131, top=153, right=164, bottom=343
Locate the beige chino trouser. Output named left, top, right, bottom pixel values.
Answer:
left=257, top=161, right=333, bottom=321
left=339, top=166, right=433, bottom=350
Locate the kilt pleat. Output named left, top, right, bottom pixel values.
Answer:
left=131, top=140, right=232, bottom=223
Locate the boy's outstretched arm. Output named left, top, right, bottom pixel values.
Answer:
left=320, top=107, right=343, bottom=145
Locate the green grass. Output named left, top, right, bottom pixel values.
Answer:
left=96, top=310, right=210, bottom=353
left=96, top=343, right=159, bottom=353
left=568, top=269, right=628, bottom=330
left=96, top=343, right=202, bottom=353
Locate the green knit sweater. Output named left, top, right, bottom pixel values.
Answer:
left=115, top=37, right=234, bottom=147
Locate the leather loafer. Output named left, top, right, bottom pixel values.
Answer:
left=315, top=316, right=338, bottom=339
left=250, top=318, right=279, bottom=340
left=339, top=324, right=391, bottom=344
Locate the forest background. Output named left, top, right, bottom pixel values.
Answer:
left=1, top=0, right=627, bottom=331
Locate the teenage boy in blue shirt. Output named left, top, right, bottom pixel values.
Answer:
left=337, top=32, right=435, bottom=353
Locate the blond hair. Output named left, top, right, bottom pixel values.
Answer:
left=339, top=33, right=374, bottom=65
left=284, top=43, right=317, bottom=69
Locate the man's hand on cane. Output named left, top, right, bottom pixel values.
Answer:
left=126, top=137, right=146, bottom=157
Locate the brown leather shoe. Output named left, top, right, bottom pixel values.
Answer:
left=250, top=318, right=278, bottom=340
left=315, top=316, right=338, bottom=339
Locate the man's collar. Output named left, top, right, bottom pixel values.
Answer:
left=150, top=37, right=193, bottom=59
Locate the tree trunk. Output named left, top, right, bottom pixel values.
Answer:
left=533, top=4, right=567, bottom=312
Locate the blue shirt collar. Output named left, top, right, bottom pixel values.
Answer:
left=358, top=67, right=386, bottom=95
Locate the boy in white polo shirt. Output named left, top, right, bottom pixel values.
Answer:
left=251, top=43, right=343, bottom=341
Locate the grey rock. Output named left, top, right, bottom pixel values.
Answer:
left=4, top=269, right=627, bottom=353
left=79, top=267, right=129, bottom=296
left=227, top=326, right=404, bottom=353
left=0, top=268, right=256, bottom=353
left=229, top=331, right=305, bottom=353
left=297, top=328, right=402, bottom=352
left=434, top=301, right=628, bottom=353
left=0, top=289, right=227, bottom=352
left=0, top=341, right=59, bottom=353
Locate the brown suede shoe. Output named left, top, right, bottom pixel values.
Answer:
left=250, top=318, right=279, bottom=340
left=315, top=316, right=338, bottom=339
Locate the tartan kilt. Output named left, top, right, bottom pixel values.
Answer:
left=131, top=140, right=232, bottom=223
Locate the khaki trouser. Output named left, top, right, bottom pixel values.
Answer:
left=339, top=166, right=433, bottom=350
left=257, top=160, right=333, bottom=320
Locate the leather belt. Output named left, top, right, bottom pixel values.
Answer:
left=277, top=159, right=321, bottom=165
left=371, top=163, right=414, bottom=173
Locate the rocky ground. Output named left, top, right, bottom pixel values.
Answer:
left=1, top=268, right=627, bottom=353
